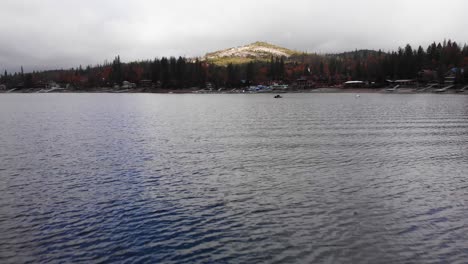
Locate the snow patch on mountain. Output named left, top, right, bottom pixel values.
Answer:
left=205, top=42, right=296, bottom=60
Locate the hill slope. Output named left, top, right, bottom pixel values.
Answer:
left=204, top=42, right=300, bottom=65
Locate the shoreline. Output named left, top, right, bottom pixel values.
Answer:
left=0, top=87, right=466, bottom=95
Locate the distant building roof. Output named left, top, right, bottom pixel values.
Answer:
left=344, top=81, right=364, bottom=84
left=386, top=79, right=415, bottom=83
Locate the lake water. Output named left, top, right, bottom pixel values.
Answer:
left=1, top=93, right=468, bottom=263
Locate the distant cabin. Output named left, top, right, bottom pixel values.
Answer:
left=0, top=84, right=6, bottom=90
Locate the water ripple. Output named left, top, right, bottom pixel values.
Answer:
left=1, top=93, right=468, bottom=263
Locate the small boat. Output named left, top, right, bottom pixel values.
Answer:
left=274, top=95, right=282, bottom=98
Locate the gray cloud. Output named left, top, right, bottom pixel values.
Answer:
left=1, top=0, right=467, bottom=72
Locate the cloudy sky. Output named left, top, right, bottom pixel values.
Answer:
left=1, top=0, right=466, bottom=72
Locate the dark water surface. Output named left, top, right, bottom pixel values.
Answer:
left=1, top=93, right=468, bottom=263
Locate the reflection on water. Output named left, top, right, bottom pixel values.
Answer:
left=1, top=93, right=468, bottom=263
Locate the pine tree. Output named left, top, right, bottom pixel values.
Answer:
left=151, top=58, right=161, bottom=84
left=279, top=57, right=285, bottom=79
left=269, top=56, right=275, bottom=80
left=1, top=70, right=7, bottom=84
left=176, top=56, right=186, bottom=86
left=354, top=61, right=362, bottom=79
left=169, top=57, right=177, bottom=84
left=275, top=57, right=280, bottom=80
left=403, top=44, right=415, bottom=78
left=160, top=57, right=169, bottom=88
left=416, top=46, right=425, bottom=71
left=463, top=44, right=468, bottom=56
left=198, top=61, right=207, bottom=88
left=24, top=73, right=33, bottom=88
left=246, top=62, right=255, bottom=84
left=227, top=63, right=236, bottom=87
left=109, top=56, right=123, bottom=85
left=127, top=64, right=138, bottom=84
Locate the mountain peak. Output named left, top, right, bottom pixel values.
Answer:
left=204, top=42, right=299, bottom=65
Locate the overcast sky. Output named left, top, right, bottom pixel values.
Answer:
left=1, top=0, right=467, bottom=72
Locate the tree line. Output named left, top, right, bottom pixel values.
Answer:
left=2, top=39, right=468, bottom=90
